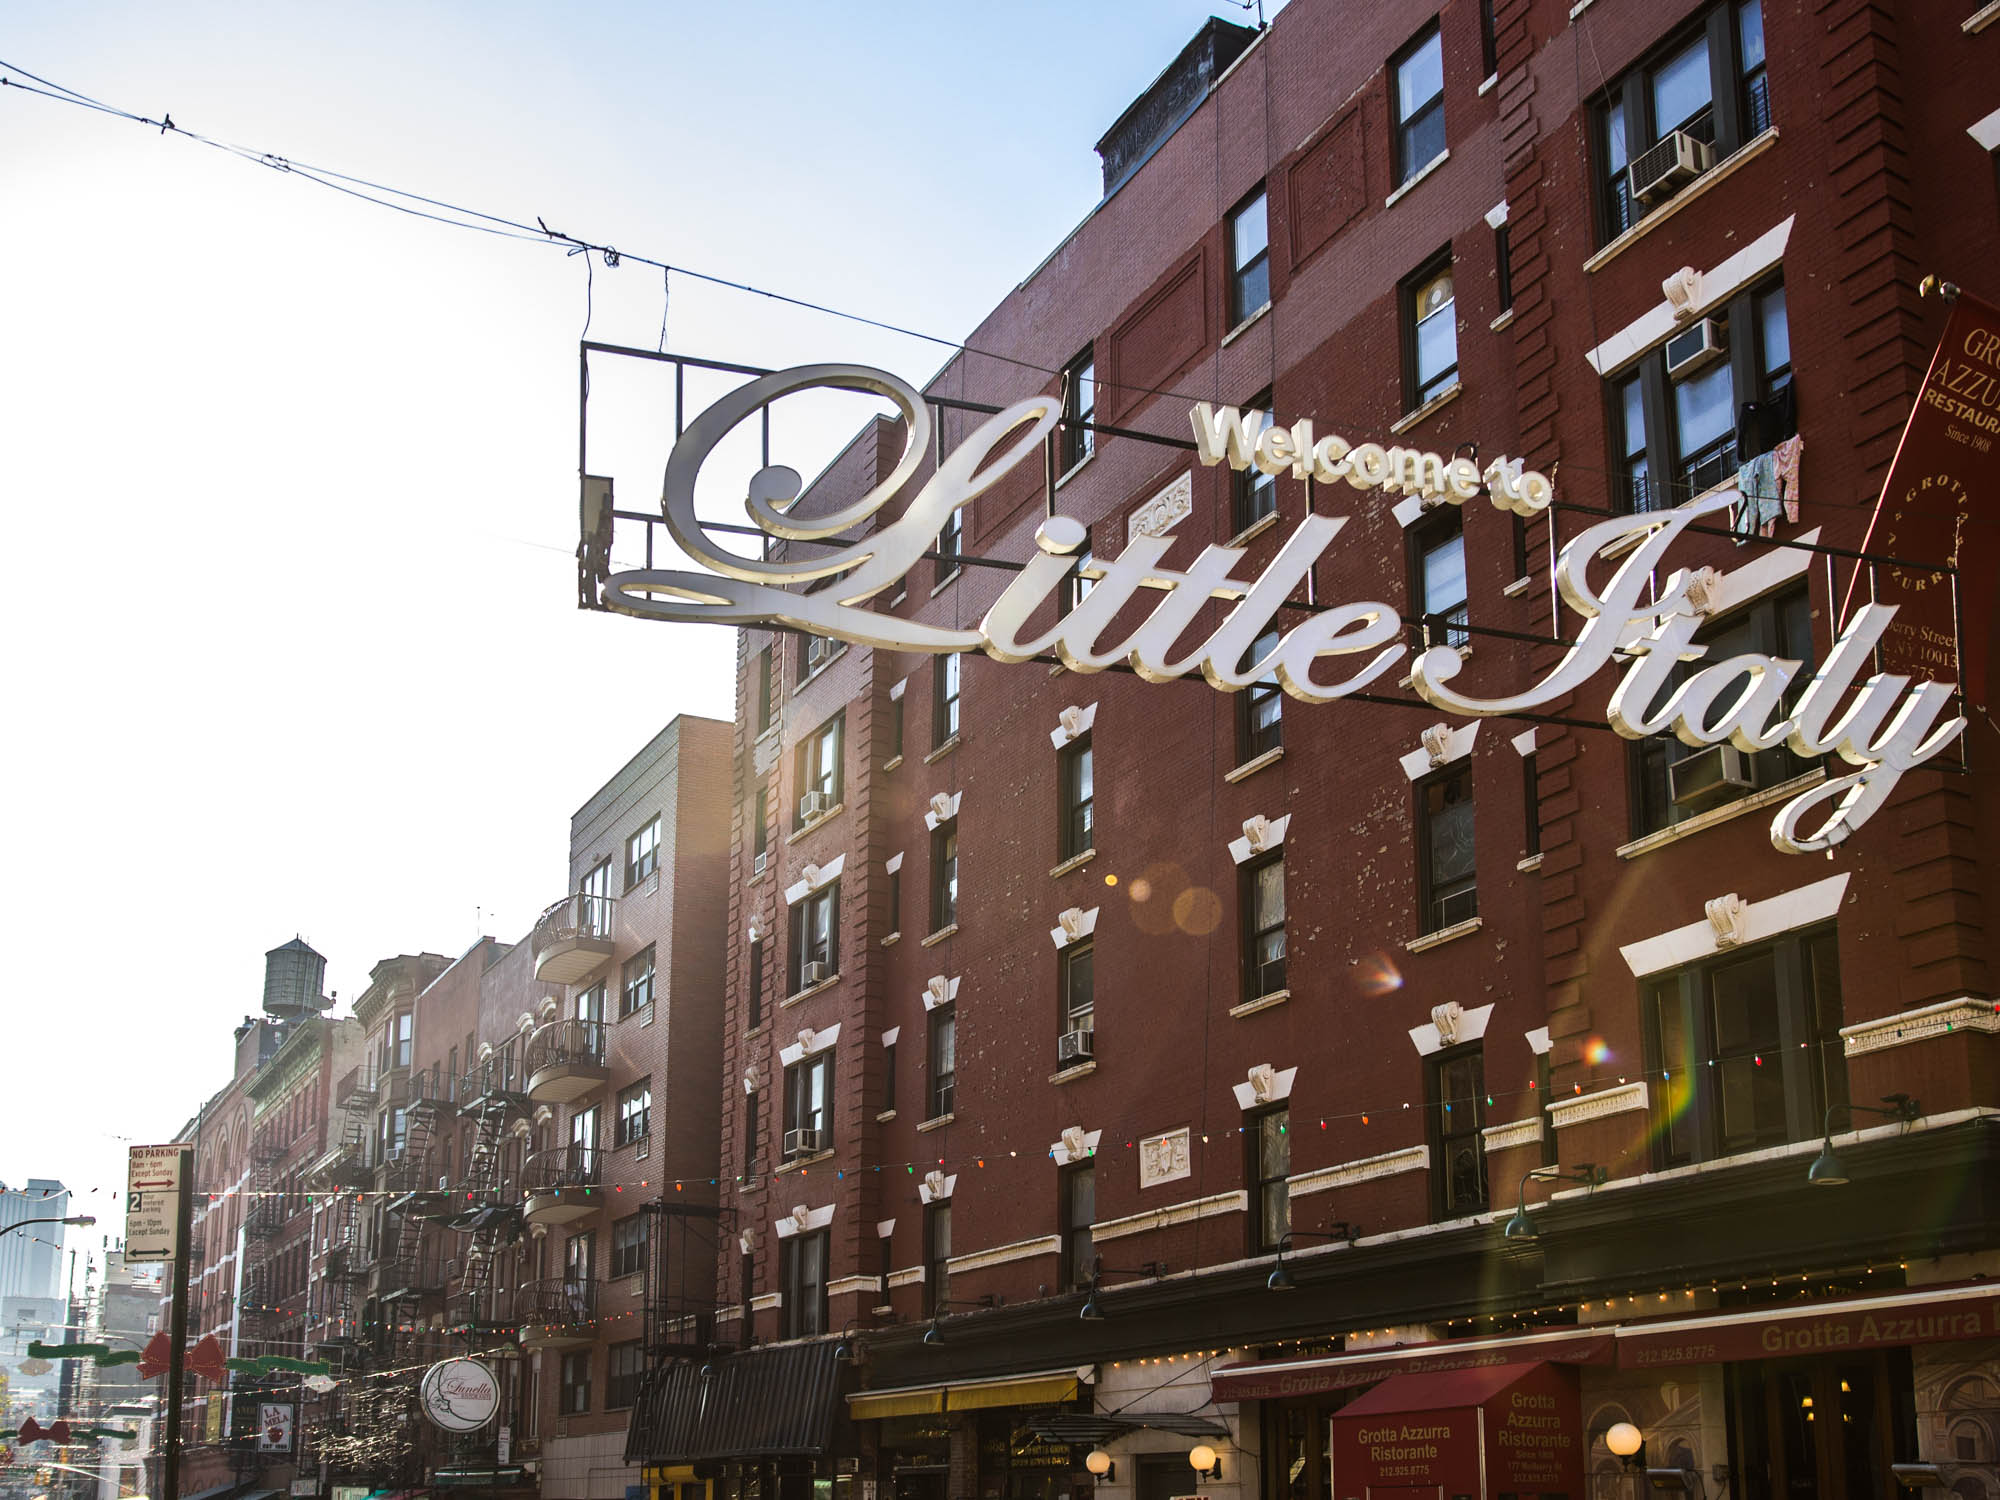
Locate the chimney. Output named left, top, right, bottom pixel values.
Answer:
left=1095, top=18, right=1259, bottom=199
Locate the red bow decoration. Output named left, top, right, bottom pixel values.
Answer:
left=18, top=1418, right=71, bottom=1445
left=137, top=1332, right=172, bottom=1380
left=185, top=1335, right=227, bottom=1384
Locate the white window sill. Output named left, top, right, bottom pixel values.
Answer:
left=1614, top=768, right=1828, bottom=861
left=1582, top=128, right=1781, bottom=274
left=1489, top=308, right=1516, bottom=333
left=1050, top=848, right=1097, bottom=879
left=747, top=868, right=768, bottom=887
left=919, top=923, right=959, bottom=949
left=781, top=975, right=840, bottom=1008
left=881, top=931, right=901, bottom=948
left=1054, top=451, right=1095, bottom=491
left=923, top=734, right=960, bottom=765
left=1049, top=1060, right=1097, bottom=1086
left=1225, top=510, right=1280, bottom=549
left=789, top=802, right=846, bottom=842
left=755, top=722, right=781, bottom=746
left=1969, top=0, right=2000, bottom=32
left=1229, top=989, right=1290, bottom=1019
left=1516, top=853, right=1544, bottom=873
left=882, top=754, right=903, bottom=773
left=1501, top=574, right=1534, bottom=598
left=1478, top=72, right=1498, bottom=96
left=915, top=1113, right=956, bottom=1134
left=1385, top=149, right=1450, bottom=209
left=930, top=569, right=962, bottom=598
left=775, top=1149, right=835, bottom=1175
left=1220, top=303, right=1272, bottom=348
left=1390, top=380, right=1463, bottom=436
left=1405, top=916, right=1483, bottom=953
left=1224, top=746, right=1284, bottom=784
left=795, top=649, right=847, bottom=693
left=877, top=1109, right=897, bottom=1123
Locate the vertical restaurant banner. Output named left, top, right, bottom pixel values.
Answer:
left=1848, top=288, right=2000, bottom=709
left=258, top=1403, right=296, bottom=1453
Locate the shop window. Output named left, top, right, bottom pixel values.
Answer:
left=558, top=1350, right=590, bottom=1414
left=1247, top=1105, right=1290, bottom=1254
left=1593, top=1, right=1772, bottom=241
left=610, top=1214, right=647, bottom=1279
left=624, top=816, right=660, bottom=889
left=1238, top=627, right=1284, bottom=763
left=793, top=713, right=843, bottom=827
left=620, top=945, right=655, bottom=1020
left=928, top=1005, right=956, bottom=1119
left=1059, top=1162, right=1094, bottom=1292
left=1611, top=278, right=1792, bottom=513
left=1061, top=348, right=1096, bottom=473
left=1241, top=851, right=1287, bottom=1001
left=1403, top=253, right=1459, bottom=409
left=1228, top=186, right=1271, bottom=326
left=780, top=1229, right=829, bottom=1339
left=606, top=1341, right=645, bottom=1411
left=1643, top=924, right=1846, bottom=1167
left=1059, top=735, right=1094, bottom=860
left=929, top=820, right=958, bottom=934
left=1410, top=509, right=1469, bottom=649
left=1628, top=585, right=1814, bottom=836
left=933, top=654, right=960, bottom=748
left=923, top=1202, right=951, bottom=1315
left=1428, top=1045, right=1488, bottom=1220
left=1232, top=390, right=1277, bottom=534
left=615, top=1080, right=651, bottom=1147
left=782, top=1051, right=831, bottom=1158
left=1417, top=763, right=1477, bottom=933
left=787, top=881, right=838, bottom=992
left=1392, top=22, right=1446, bottom=186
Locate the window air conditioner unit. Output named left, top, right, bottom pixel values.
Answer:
left=801, top=960, right=830, bottom=987
left=783, top=1128, right=827, bottom=1157
left=1628, top=129, right=1713, bottom=205
left=806, top=636, right=834, bottom=671
left=1669, top=743, right=1755, bottom=809
left=752, top=849, right=768, bottom=877
left=1058, top=1029, right=1095, bottom=1066
left=798, top=790, right=828, bottom=822
left=1664, top=318, right=1729, bottom=380
left=437, top=1175, right=451, bottom=1191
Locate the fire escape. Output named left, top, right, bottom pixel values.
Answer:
left=378, top=1069, right=453, bottom=1363
left=451, top=1039, right=531, bottom=1337
left=310, top=1066, right=379, bottom=1359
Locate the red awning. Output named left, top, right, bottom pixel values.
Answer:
left=1335, top=1360, right=1544, bottom=1417
left=1210, top=1328, right=1614, bottom=1402
left=1328, top=1360, right=1585, bottom=1497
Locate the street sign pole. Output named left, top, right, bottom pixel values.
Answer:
left=161, top=1152, right=194, bottom=1500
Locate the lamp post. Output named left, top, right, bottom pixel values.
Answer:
left=0, top=1215, right=98, bottom=1238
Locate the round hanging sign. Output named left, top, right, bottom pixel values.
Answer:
left=419, top=1357, right=500, bottom=1432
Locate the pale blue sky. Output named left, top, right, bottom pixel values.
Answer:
left=0, top=1, right=1285, bottom=1242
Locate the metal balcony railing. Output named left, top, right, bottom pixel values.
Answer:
left=535, top=891, right=616, bottom=946
left=523, top=1144, right=601, bottom=1194
left=525, top=1018, right=607, bottom=1077
left=517, top=1276, right=598, bottom=1328
left=459, top=1047, right=526, bottom=1104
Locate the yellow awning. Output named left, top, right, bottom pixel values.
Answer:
left=848, top=1387, right=945, bottom=1418
left=946, top=1375, right=1079, bottom=1411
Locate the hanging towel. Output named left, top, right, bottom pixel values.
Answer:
left=1734, top=450, right=1781, bottom=542
left=1772, top=434, right=1804, bottom=523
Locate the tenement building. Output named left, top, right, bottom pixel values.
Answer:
left=606, top=2, right=2000, bottom=1498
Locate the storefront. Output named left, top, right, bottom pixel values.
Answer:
left=623, top=1345, right=851, bottom=1500
left=848, top=1371, right=1092, bottom=1500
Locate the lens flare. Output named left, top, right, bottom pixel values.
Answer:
left=1584, top=1038, right=1612, bottom=1066
left=1172, top=886, right=1223, bottom=936
left=1353, top=953, right=1404, bottom=997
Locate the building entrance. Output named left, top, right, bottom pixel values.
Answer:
left=1730, top=1349, right=1916, bottom=1499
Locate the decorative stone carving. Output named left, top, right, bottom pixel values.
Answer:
left=790, top=1205, right=812, bottom=1234
left=1247, top=1063, right=1277, bottom=1102
left=1139, top=1129, right=1192, bottom=1190
left=1683, top=566, right=1724, bottom=616
left=1420, top=723, right=1454, bottom=767
left=1127, top=471, right=1193, bottom=543
left=1432, top=1001, right=1465, bottom=1047
left=1663, top=266, right=1703, bottom=319
left=1705, top=893, right=1751, bottom=948
left=923, top=1170, right=948, bottom=1200
left=1059, top=908, right=1088, bottom=941
left=1242, top=815, right=1277, bottom=853
left=742, top=1068, right=758, bottom=1096
left=924, top=791, right=962, bottom=831
left=800, top=863, right=823, bottom=889
left=797, top=1027, right=817, bottom=1050
left=739, top=1228, right=758, bottom=1254
left=1060, top=1126, right=1090, bottom=1159
left=923, top=975, right=960, bottom=1010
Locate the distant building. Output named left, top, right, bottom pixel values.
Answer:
left=0, top=1179, right=71, bottom=1303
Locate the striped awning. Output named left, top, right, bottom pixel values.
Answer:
left=847, top=1368, right=1081, bottom=1419
left=624, top=1344, right=845, bottom=1464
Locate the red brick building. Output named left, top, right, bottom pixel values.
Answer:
left=608, top=3, right=2000, bottom=1498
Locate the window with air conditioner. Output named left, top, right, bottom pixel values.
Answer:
left=1417, top=763, right=1477, bottom=933
left=799, top=631, right=841, bottom=683
left=1629, top=584, right=1815, bottom=837
left=1594, top=1, right=1772, bottom=241
left=1059, top=940, right=1094, bottom=1065
left=793, top=713, right=843, bottom=828
left=788, top=882, right=838, bottom=993
left=782, top=1051, right=831, bottom=1159
left=1642, top=924, right=1845, bottom=1168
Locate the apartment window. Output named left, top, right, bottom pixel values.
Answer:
left=754, top=650, right=775, bottom=734
left=753, top=783, right=769, bottom=859
left=1059, top=1162, right=1094, bottom=1292
left=576, top=983, right=605, bottom=1024
left=1063, top=531, right=1096, bottom=616
left=888, top=694, right=905, bottom=762
left=558, top=1350, right=591, bottom=1415
left=1478, top=0, right=1498, bottom=78
left=1630, top=586, right=1814, bottom=836
left=1248, top=1105, right=1290, bottom=1254
left=1612, top=278, right=1792, bottom=512
left=1058, top=735, right=1094, bottom=860
left=616, top=1081, right=651, bottom=1148
left=581, top=858, right=611, bottom=935
left=1494, top=223, right=1513, bottom=313
left=923, top=1202, right=951, bottom=1316
left=882, top=1040, right=897, bottom=1113
left=783, top=1051, right=832, bottom=1157
left=780, top=1230, right=829, bottom=1339
left=1392, top=22, right=1446, bottom=186
left=1227, top=187, right=1270, bottom=326
left=1418, top=763, right=1478, bottom=932
left=570, top=1105, right=599, bottom=1164
left=877, top=1233, right=894, bottom=1303
left=1536, top=1052, right=1559, bottom=1168
left=1522, top=751, right=1541, bottom=858
left=1593, top=1, right=1772, bottom=240
left=929, top=820, right=958, bottom=934
left=1238, top=627, right=1284, bottom=763
left=393, top=1012, right=412, bottom=1070
left=928, top=1005, right=956, bottom=1119
left=625, top=817, right=660, bottom=889
left=793, top=713, right=843, bottom=827
left=1232, top=391, right=1277, bottom=534
left=1643, top=925, right=1845, bottom=1168
left=1403, top=255, right=1458, bottom=409
left=743, top=1092, right=761, bottom=1177
left=933, top=654, right=960, bottom=748
left=937, top=504, right=962, bottom=589
left=887, top=868, right=902, bottom=938
left=1060, top=940, right=1095, bottom=1037
left=1428, top=1046, right=1489, bottom=1220
left=610, top=1214, right=647, bottom=1279
left=747, top=940, right=766, bottom=1030
left=606, top=1340, right=645, bottom=1411
left=620, top=945, right=655, bottom=1020
left=1060, top=348, right=1095, bottom=472
left=1411, top=510, right=1469, bottom=649
left=1241, top=852, right=1287, bottom=1000
left=787, top=882, right=839, bottom=991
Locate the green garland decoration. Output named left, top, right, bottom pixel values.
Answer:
left=27, top=1340, right=330, bottom=1377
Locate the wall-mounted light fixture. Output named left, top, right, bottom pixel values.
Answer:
left=1266, top=1223, right=1360, bottom=1291
left=1807, top=1094, right=1920, bottom=1186
left=1084, top=1450, right=1115, bottom=1481
left=1502, top=1164, right=1606, bottom=1240
left=1188, top=1445, right=1221, bottom=1482
left=1079, top=1257, right=1167, bottom=1321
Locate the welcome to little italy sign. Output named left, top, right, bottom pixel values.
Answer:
left=595, top=363, right=1966, bottom=856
